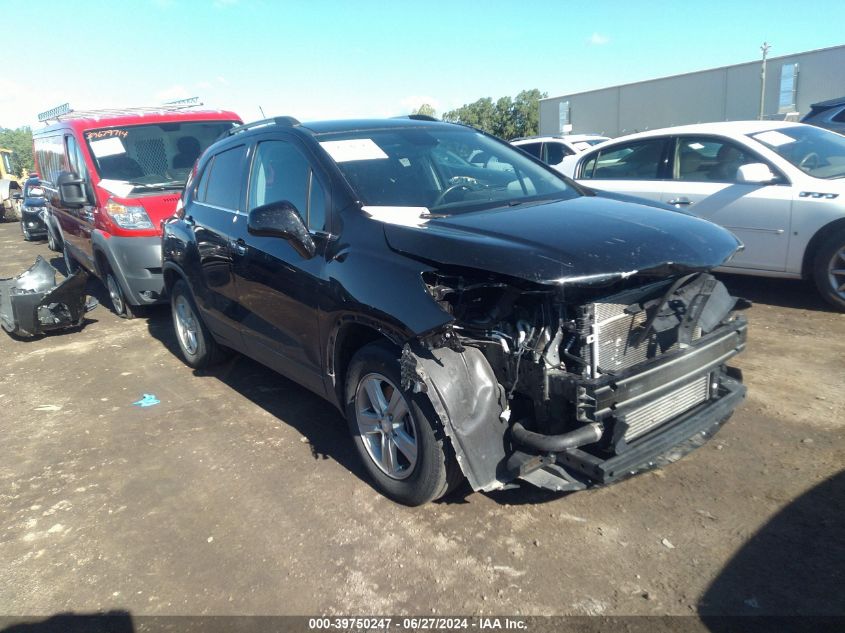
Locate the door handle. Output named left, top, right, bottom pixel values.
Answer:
left=231, top=238, right=247, bottom=256
left=667, top=197, right=692, bottom=206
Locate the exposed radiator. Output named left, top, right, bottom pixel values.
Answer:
left=581, top=289, right=701, bottom=377
left=622, top=374, right=711, bottom=441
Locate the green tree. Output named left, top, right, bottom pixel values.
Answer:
left=443, top=89, right=547, bottom=139
left=0, top=127, right=34, bottom=177
left=412, top=103, right=437, bottom=118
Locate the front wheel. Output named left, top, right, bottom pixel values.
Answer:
left=105, top=272, right=141, bottom=319
left=20, top=220, right=31, bottom=241
left=170, top=279, right=227, bottom=368
left=813, top=228, right=845, bottom=311
left=345, top=343, right=462, bottom=506
left=63, top=243, right=79, bottom=275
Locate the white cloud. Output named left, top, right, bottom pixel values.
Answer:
left=154, top=85, right=191, bottom=103
left=588, top=32, right=610, bottom=46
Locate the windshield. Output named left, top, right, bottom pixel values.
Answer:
left=750, top=125, right=845, bottom=179
left=317, top=127, right=577, bottom=213
left=84, top=120, right=237, bottom=188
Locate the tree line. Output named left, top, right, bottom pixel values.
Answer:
left=0, top=127, right=34, bottom=177
left=413, top=89, right=547, bottom=140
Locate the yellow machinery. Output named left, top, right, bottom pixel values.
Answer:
left=1, top=147, right=23, bottom=221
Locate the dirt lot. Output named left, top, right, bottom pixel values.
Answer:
left=0, top=219, right=843, bottom=620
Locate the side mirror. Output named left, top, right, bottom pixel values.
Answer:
left=57, top=172, right=88, bottom=208
left=248, top=200, right=316, bottom=259
left=736, top=163, right=778, bottom=184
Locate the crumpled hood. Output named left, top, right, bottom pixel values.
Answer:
left=382, top=196, right=742, bottom=285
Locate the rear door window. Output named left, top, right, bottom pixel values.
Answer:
left=585, top=139, right=668, bottom=180
left=518, top=142, right=542, bottom=159
left=201, top=145, right=246, bottom=210
left=543, top=142, right=570, bottom=165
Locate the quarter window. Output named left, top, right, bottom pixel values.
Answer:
left=201, top=145, right=246, bottom=210
left=586, top=139, right=667, bottom=180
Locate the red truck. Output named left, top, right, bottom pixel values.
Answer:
left=33, top=104, right=242, bottom=317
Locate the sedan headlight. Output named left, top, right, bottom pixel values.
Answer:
left=105, top=199, right=153, bottom=230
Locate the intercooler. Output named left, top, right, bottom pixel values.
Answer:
left=621, top=374, right=711, bottom=441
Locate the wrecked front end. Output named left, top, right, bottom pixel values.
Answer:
left=401, top=269, right=748, bottom=493
left=0, top=257, right=96, bottom=338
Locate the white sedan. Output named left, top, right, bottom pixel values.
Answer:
left=560, top=121, right=845, bottom=309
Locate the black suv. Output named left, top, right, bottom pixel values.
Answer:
left=801, top=96, right=845, bottom=135
left=162, top=116, right=748, bottom=505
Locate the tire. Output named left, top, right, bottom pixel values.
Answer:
left=345, top=342, right=462, bottom=506
left=47, top=225, right=59, bottom=251
left=170, top=279, right=227, bottom=369
left=105, top=271, right=141, bottom=319
left=812, top=228, right=845, bottom=311
left=63, top=242, right=79, bottom=275
left=21, top=220, right=31, bottom=241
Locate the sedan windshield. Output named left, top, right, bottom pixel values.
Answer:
left=84, top=120, right=237, bottom=187
left=750, top=125, right=845, bottom=179
left=317, top=127, right=577, bottom=212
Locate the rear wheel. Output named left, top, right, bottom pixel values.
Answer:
left=171, top=279, right=227, bottom=368
left=813, top=228, right=845, bottom=311
left=345, top=343, right=462, bottom=505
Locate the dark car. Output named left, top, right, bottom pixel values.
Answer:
left=800, top=96, right=845, bottom=135
left=162, top=116, right=748, bottom=505
left=20, top=176, right=48, bottom=241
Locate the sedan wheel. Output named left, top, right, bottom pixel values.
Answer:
left=355, top=373, right=418, bottom=480
left=826, top=245, right=845, bottom=302
left=814, top=229, right=845, bottom=311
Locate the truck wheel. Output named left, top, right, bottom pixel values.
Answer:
left=63, top=243, right=79, bottom=275
left=813, top=228, right=845, bottom=311
left=345, top=342, right=462, bottom=506
left=47, top=224, right=60, bottom=251
left=170, top=279, right=227, bottom=368
left=105, top=272, right=140, bottom=319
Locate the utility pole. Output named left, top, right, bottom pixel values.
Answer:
left=759, top=42, right=771, bottom=120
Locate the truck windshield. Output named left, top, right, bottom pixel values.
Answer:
left=318, top=127, right=578, bottom=213
left=84, top=120, right=236, bottom=187
left=750, top=125, right=845, bottom=179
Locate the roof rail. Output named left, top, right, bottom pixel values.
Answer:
left=37, top=100, right=205, bottom=123
left=225, top=116, right=301, bottom=137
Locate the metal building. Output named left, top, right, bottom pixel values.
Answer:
left=539, top=44, right=845, bottom=138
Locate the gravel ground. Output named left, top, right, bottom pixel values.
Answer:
left=0, top=219, right=842, bottom=621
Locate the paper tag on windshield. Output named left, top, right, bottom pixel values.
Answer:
left=319, top=139, right=387, bottom=162
left=90, top=137, right=126, bottom=158
left=754, top=130, right=796, bottom=147
left=98, top=179, right=135, bottom=198
left=362, top=206, right=429, bottom=227
left=572, top=142, right=592, bottom=151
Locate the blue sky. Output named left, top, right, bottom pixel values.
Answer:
left=3, top=0, right=844, bottom=128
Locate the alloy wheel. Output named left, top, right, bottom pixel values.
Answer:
left=106, top=275, right=125, bottom=315
left=828, top=245, right=845, bottom=301
left=173, top=294, right=199, bottom=356
left=354, top=373, right=418, bottom=480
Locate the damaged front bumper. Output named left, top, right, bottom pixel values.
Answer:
left=402, top=304, right=748, bottom=495
left=0, top=257, right=97, bottom=338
